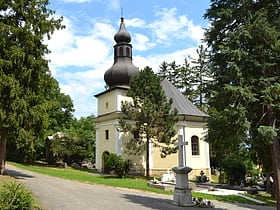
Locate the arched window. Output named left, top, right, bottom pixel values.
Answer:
left=191, top=136, right=199, bottom=155
left=126, top=47, right=130, bottom=57
left=119, top=47, right=123, bottom=56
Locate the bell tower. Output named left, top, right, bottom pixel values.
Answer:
left=94, top=18, right=138, bottom=172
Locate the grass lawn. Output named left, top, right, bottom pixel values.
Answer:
left=245, top=191, right=276, bottom=206
left=7, top=161, right=275, bottom=206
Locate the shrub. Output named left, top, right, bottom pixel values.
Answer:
left=0, top=181, right=33, bottom=210
left=222, top=158, right=246, bottom=185
left=104, top=153, right=131, bottom=178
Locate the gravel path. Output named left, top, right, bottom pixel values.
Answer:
left=5, top=164, right=276, bottom=210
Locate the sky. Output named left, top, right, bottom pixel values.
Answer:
left=46, top=0, right=211, bottom=118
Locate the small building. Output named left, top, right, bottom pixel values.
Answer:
left=94, top=17, right=210, bottom=179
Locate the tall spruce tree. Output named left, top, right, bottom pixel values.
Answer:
left=189, top=45, right=212, bottom=112
left=204, top=0, right=280, bottom=206
left=120, top=67, right=178, bottom=177
left=158, top=59, right=196, bottom=102
left=0, top=0, right=63, bottom=173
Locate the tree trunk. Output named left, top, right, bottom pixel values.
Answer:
left=271, top=136, right=280, bottom=210
left=0, top=128, right=7, bottom=175
left=266, top=105, right=280, bottom=209
left=146, top=138, right=150, bottom=177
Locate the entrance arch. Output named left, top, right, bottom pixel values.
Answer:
left=102, top=151, right=110, bottom=173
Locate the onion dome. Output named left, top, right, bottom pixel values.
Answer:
left=114, top=17, right=131, bottom=43
left=104, top=17, right=138, bottom=88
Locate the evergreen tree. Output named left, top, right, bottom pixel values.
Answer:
left=158, top=61, right=170, bottom=79
left=189, top=45, right=212, bottom=112
left=120, top=67, right=178, bottom=177
left=204, top=0, right=280, bottom=206
left=0, top=0, right=63, bottom=173
left=158, top=60, right=196, bottom=102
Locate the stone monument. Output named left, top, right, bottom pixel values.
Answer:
left=172, top=134, right=194, bottom=206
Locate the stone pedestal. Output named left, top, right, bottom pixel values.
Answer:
left=172, top=166, right=194, bottom=207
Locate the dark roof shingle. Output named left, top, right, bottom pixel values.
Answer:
left=161, top=78, right=209, bottom=117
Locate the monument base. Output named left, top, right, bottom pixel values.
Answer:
left=173, top=187, right=195, bottom=207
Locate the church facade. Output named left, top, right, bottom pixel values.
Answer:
left=94, top=18, right=210, bottom=179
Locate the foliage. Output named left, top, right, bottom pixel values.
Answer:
left=0, top=0, right=65, bottom=172
left=158, top=45, right=212, bottom=112
left=222, top=158, right=246, bottom=185
left=0, top=181, right=33, bottom=210
left=103, top=153, right=131, bottom=178
left=204, top=1, right=280, bottom=199
left=48, top=115, right=96, bottom=164
left=158, top=60, right=196, bottom=102
left=46, top=79, right=75, bottom=133
left=189, top=45, right=212, bottom=111
left=120, top=67, right=178, bottom=177
left=6, top=78, right=75, bottom=164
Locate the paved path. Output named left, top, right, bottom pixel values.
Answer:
left=6, top=164, right=276, bottom=210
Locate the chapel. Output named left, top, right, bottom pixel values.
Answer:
left=94, top=17, right=210, bottom=179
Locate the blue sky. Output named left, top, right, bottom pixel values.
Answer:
left=47, top=0, right=210, bottom=118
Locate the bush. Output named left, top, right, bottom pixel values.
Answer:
left=104, top=153, right=131, bottom=178
left=222, top=158, right=246, bottom=185
left=0, top=181, right=33, bottom=210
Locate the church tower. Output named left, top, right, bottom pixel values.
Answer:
left=94, top=18, right=138, bottom=172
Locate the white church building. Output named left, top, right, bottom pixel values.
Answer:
left=94, top=17, right=210, bottom=179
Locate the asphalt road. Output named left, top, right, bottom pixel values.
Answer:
left=5, top=164, right=276, bottom=210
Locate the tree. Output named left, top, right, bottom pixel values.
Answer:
left=48, top=115, right=96, bottom=164
left=158, top=60, right=197, bottom=101
left=6, top=77, right=75, bottom=163
left=204, top=0, right=280, bottom=207
left=0, top=0, right=63, bottom=173
left=120, top=67, right=178, bottom=177
left=46, top=78, right=75, bottom=134
left=189, top=45, right=212, bottom=112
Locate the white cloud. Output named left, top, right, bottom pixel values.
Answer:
left=134, top=47, right=198, bottom=72
left=125, top=18, right=146, bottom=28
left=133, top=33, right=156, bottom=51
left=47, top=17, right=115, bottom=68
left=57, top=69, right=107, bottom=118
left=147, top=8, right=204, bottom=44
left=108, top=0, right=120, bottom=11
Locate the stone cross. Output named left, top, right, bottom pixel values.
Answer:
left=175, top=135, right=188, bottom=167
left=172, top=134, right=193, bottom=207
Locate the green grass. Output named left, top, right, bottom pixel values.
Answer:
left=0, top=175, right=43, bottom=209
left=8, top=162, right=170, bottom=195
left=245, top=191, right=276, bottom=207
left=0, top=175, right=14, bottom=186
left=7, top=162, right=274, bottom=206
left=211, top=174, right=219, bottom=184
